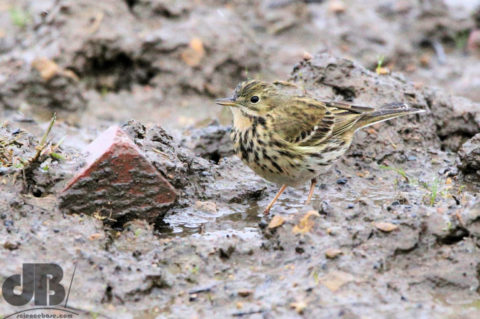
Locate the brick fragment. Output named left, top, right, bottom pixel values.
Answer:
left=59, top=126, right=176, bottom=222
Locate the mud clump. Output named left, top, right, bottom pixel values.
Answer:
left=181, top=121, right=234, bottom=163
left=458, top=133, right=480, bottom=178
left=0, top=59, right=86, bottom=119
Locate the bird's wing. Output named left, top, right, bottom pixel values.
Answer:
left=323, top=101, right=375, bottom=137
left=272, top=98, right=375, bottom=146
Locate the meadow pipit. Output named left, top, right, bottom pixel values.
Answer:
left=216, top=80, right=425, bottom=214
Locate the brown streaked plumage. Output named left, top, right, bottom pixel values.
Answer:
left=216, top=80, right=425, bottom=214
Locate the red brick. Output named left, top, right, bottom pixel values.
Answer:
left=59, top=126, right=177, bottom=222
left=468, top=29, right=480, bottom=54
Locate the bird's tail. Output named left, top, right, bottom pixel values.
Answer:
left=354, top=102, right=426, bottom=131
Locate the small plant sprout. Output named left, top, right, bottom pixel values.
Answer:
left=9, top=7, right=30, bottom=28
left=455, top=30, right=469, bottom=51
left=379, top=165, right=451, bottom=207
left=420, top=178, right=440, bottom=206
left=191, top=265, right=199, bottom=274
left=379, top=165, right=409, bottom=183
left=376, top=55, right=389, bottom=75
left=442, top=220, right=453, bottom=232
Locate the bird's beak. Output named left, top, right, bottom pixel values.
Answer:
left=215, top=97, right=237, bottom=107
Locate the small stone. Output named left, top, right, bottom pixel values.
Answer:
left=347, top=203, right=354, bottom=209
left=268, top=215, right=285, bottom=229
left=290, top=301, right=307, bottom=314
left=376, top=67, right=390, bottom=75
left=59, top=126, right=177, bottom=223
left=336, top=178, right=348, bottom=185
left=319, top=201, right=331, bottom=215
left=329, top=0, right=346, bottom=14
left=320, top=270, right=355, bottom=292
left=303, top=51, right=313, bottom=61
left=325, top=248, right=343, bottom=259
left=195, top=201, right=217, bottom=213
left=237, top=289, right=253, bottom=297
left=258, top=220, right=268, bottom=229
left=374, top=222, right=399, bottom=232
left=3, top=241, right=19, bottom=250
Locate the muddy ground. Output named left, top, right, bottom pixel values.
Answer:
left=2, top=0, right=480, bottom=318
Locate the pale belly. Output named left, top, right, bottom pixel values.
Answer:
left=230, top=120, right=352, bottom=187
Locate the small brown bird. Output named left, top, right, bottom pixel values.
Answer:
left=216, top=80, right=425, bottom=214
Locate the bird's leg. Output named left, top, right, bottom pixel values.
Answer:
left=305, top=178, right=317, bottom=205
left=264, top=184, right=287, bottom=215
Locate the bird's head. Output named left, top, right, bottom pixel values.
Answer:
left=216, top=80, right=279, bottom=117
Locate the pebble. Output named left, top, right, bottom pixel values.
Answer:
left=325, top=248, right=343, bottom=259
left=336, top=178, right=348, bottom=185
left=237, top=289, right=253, bottom=297
left=374, top=222, right=399, bottom=232
left=195, top=201, right=217, bottom=213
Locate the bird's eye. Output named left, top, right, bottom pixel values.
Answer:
left=250, top=96, right=260, bottom=103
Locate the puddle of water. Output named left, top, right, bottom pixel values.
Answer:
left=158, top=161, right=480, bottom=238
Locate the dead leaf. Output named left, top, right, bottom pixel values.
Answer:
left=366, top=128, right=377, bottom=135
left=89, top=233, right=103, bottom=240
left=31, top=57, right=79, bottom=81
left=374, top=222, right=398, bottom=232
left=32, top=58, right=60, bottom=81
left=268, top=215, right=285, bottom=229
left=320, top=270, right=355, bottom=292
left=181, top=37, right=205, bottom=67
left=413, top=82, right=424, bottom=89
left=419, top=53, right=431, bottom=66
left=87, top=11, right=104, bottom=34
left=325, top=248, right=343, bottom=259
left=292, top=210, right=319, bottom=234
left=290, top=300, right=307, bottom=314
